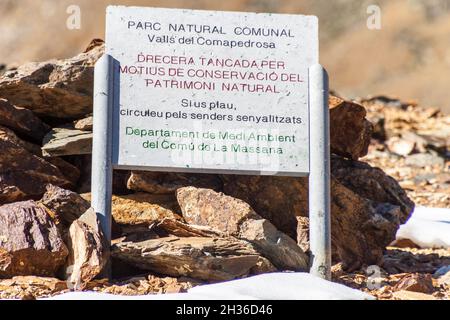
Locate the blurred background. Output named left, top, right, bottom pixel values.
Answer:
left=1, top=0, right=450, bottom=112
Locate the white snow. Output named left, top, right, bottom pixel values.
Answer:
left=42, top=273, right=374, bottom=300
left=395, top=206, right=450, bottom=248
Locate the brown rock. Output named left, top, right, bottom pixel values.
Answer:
left=330, top=156, right=414, bottom=219
left=82, top=192, right=181, bottom=227
left=0, top=138, right=71, bottom=204
left=392, top=290, right=437, bottom=300
left=74, top=116, right=93, bottom=131
left=65, top=208, right=108, bottom=290
left=0, top=40, right=103, bottom=119
left=39, top=184, right=90, bottom=227
left=45, top=157, right=81, bottom=186
left=0, top=125, right=41, bottom=155
left=177, top=187, right=309, bottom=271
left=394, top=273, right=435, bottom=294
left=0, top=99, right=50, bottom=142
left=112, top=236, right=271, bottom=281
left=96, top=274, right=200, bottom=296
left=111, top=193, right=181, bottom=226
left=156, top=218, right=226, bottom=238
left=390, top=238, right=420, bottom=249
left=222, top=156, right=414, bottom=271
left=127, top=171, right=223, bottom=194
left=0, top=276, right=68, bottom=300
left=221, top=175, right=306, bottom=239
left=296, top=216, right=310, bottom=253
left=0, top=201, right=68, bottom=278
left=329, top=95, right=373, bottom=160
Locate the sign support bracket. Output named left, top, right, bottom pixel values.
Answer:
left=308, top=64, right=331, bottom=280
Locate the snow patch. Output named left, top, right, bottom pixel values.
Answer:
left=396, top=207, right=450, bottom=248
left=42, top=273, right=374, bottom=300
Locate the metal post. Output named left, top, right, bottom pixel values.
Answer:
left=308, top=64, right=331, bottom=280
left=92, top=54, right=114, bottom=275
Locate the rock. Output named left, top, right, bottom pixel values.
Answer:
left=366, top=113, right=386, bottom=141
left=0, top=125, right=41, bottom=155
left=177, top=187, right=309, bottom=271
left=112, top=236, right=271, bottom=281
left=390, top=238, right=420, bottom=249
left=127, top=171, right=223, bottom=194
left=329, top=95, right=373, bottom=160
left=156, top=218, right=226, bottom=238
left=0, top=276, right=68, bottom=300
left=386, top=137, right=415, bottom=156
left=393, top=273, right=435, bottom=294
left=392, top=290, right=437, bottom=300
left=0, top=99, right=50, bottom=142
left=111, top=193, right=181, bottom=226
left=42, top=126, right=92, bottom=157
left=433, top=265, right=450, bottom=278
left=296, top=216, right=310, bottom=253
left=74, top=116, right=93, bottom=131
left=331, top=156, right=414, bottom=219
left=0, top=40, right=103, bottom=119
left=97, top=274, right=200, bottom=295
left=221, top=175, right=307, bottom=239
left=39, top=184, right=90, bottom=227
left=0, top=138, right=71, bottom=204
left=45, top=157, right=81, bottom=186
left=222, top=156, right=414, bottom=271
left=82, top=192, right=181, bottom=227
left=405, top=153, right=445, bottom=168
left=65, top=208, right=108, bottom=290
left=0, top=201, right=68, bottom=278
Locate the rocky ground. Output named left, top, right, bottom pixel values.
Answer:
left=333, top=96, right=450, bottom=300
left=0, top=40, right=449, bottom=300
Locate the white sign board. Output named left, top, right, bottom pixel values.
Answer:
left=106, top=6, right=318, bottom=175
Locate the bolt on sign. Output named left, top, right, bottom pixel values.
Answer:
left=105, top=6, right=318, bottom=176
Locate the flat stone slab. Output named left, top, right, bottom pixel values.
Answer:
left=42, top=127, right=92, bottom=157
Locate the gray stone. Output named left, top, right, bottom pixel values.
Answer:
left=42, top=126, right=92, bottom=157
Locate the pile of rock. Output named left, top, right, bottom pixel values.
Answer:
left=359, top=96, right=450, bottom=208
left=0, top=40, right=415, bottom=298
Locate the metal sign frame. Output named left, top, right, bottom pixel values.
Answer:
left=92, top=12, right=331, bottom=280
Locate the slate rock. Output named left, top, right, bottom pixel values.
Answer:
left=177, top=187, right=309, bottom=271
left=39, top=184, right=90, bottom=227
left=112, top=236, right=273, bottom=281
left=0, top=40, right=104, bottom=119
left=0, top=201, right=68, bottom=278
left=65, top=208, right=108, bottom=290
left=329, top=95, right=373, bottom=160
left=0, top=137, right=71, bottom=204
left=222, top=156, right=414, bottom=271
left=74, top=116, right=93, bottom=131
left=42, top=126, right=92, bottom=157
left=0, top=99, right=50, bottom=142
